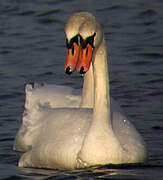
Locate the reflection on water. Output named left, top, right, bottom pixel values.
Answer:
left=0, top=0, right=163, bottom=179
left=6, top=164, right=163, bottom=179
left=11, top=165, right=141, bottom=179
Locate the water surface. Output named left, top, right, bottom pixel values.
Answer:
left=0, top=0, right=163, bottom=179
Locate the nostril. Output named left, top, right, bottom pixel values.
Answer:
left=65, top=66, right=72, bottom=75
left=80, top=66, right=86, bottom=74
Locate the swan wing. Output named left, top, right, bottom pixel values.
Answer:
left=13, top=83, right=81, bottom=152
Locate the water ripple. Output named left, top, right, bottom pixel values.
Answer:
left=136, top=9, right=158, bottom=19
left=0, top=0, right=163, bottom=179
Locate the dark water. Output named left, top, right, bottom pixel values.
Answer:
left=0, top=0, right=163, bottom=179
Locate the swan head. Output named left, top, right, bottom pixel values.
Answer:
left=64, top=12, right=103, bottom=74
left=64, top=12, right=96, bottom=74
left=76, top=18, right=103, bottom=74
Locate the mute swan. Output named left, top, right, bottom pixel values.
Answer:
left=13, top=14, right=96, bottom=152
left=16, top=12, right=147, bottom=170
left=13, top=13, right=122, bottom=152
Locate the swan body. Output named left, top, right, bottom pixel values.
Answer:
left=14, top=12, right=147, bottom=170
left=13, top=83, right=82, bottom=152
left=18, top=107, right=145, bottom=170
left=14, top=83, right=123, bottom=152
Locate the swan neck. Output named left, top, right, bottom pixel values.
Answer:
left=80, top=63, right=94, bottom=108
left=93, top=37, right=111, bottom=125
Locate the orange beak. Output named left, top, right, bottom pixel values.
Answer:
left=64, top=42, right=80, bottom=74
left=76, top=44, right=94, bottom=74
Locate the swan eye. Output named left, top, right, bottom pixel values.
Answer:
left=87, top=33, right=96, bottom=48
left=66, top=35, right=79, bottom=49
left=80, top=33, right=96, bottom=49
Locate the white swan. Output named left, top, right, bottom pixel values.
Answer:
left=16, top=12, right=147, bottom=170
left=13, top=13, right=95, bottom=152
left=13, top=13, right=122, bottom=152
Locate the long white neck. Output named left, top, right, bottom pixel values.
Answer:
left=77, top=34, right=118, bottom=166
left=93, top=36, right=111, bottom=126
left=80, top=63, right=94, bottom=108
left=80, top=35, right=111, bottom=124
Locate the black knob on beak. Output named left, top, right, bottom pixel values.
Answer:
left=79, top=66, right=86, bottom=75
left=65, top=66, right=72, bottom=75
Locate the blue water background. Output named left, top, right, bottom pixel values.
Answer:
left=0, top=0, right=163, bottom=179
